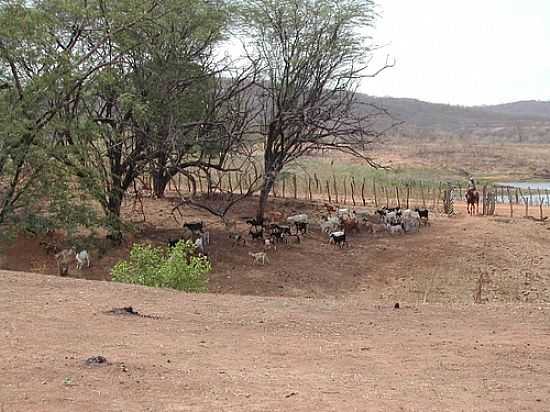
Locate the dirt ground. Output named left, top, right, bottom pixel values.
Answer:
left=1, top=270, right=549, bottom=411
left=2, top=196, right=550, bottom=304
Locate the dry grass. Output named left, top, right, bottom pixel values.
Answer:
left=370, top=142, right=550, bottom=182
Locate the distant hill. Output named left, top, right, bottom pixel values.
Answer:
left=358, top=96, right=550, bottom=142
left=475, top=100, right=550, bottom=120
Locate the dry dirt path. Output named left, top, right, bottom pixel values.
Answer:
left=1, top=270, right=549, bottom=411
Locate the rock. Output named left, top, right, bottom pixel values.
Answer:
left=85, top=355, right=108, bottom=366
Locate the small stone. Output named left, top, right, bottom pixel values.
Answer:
left=85, top=355, right=108, bottom=366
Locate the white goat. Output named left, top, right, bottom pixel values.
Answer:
left=353, top=209, right=370, bottom=222
left=75, top=250, right=90, bottom=270
left=400, top=209, right=420, bottom=233
left=55, top=248, right=75, bottom=276
left=249, top=251, right=269, bottom=265
left=401, top=209, right=420, bottom=220
left=401, top=217, right=420, bottom=233
left=319, top=216, right=340, bottom=233
left=287, top=214, right=308, bottom=224
left=384, top=211, right=400, bottom=225
left=385, top=224, right=404, bottom=235
left=336, top=208, right=351, bottom=219
left=194, top=237, right=207, bottom=256
left=365, top=222, right=386, bottom=234
left=202, top=231, right=210, bottom=246
left=263, top=238, right=277, bottom=251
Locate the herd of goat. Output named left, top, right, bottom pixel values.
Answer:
left=168, top=204, right=430, bottom=265
left=47, top=204, right=430, bottom=273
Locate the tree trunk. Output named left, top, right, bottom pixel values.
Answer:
left=257, top=178, right=275, bottom=224
left=152, top=170, right=170, bottom=199
left=105, top=192, right=124, bottom=243
left=257, top=167, right=278, bottom=223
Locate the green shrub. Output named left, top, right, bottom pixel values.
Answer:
left=111, top=241, right=210, bottom=292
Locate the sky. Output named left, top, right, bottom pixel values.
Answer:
left=362, top=0, right=550, bottom=106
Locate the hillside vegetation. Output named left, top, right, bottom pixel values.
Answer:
left=361, top=96, right=550, bottom=142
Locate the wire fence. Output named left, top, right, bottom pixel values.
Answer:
left=137, top=171, right=550, bottom=219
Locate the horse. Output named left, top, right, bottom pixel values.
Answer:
left=465, top=188, right=479, bottom=215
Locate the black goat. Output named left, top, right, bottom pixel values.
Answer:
left=269, top=224, right=292, bottom=243
left=415, top=208, right=430, bottom=225
left=106, top=232, right=123, bottom=245
left=245, top=217, right=263, bottom=227
left=329, top=231, right=347, bottom=248
left=249, top=226, right=264, bottom=240
left=294, top=221, right=308, bottom=234
left=183, top=221, right=204, bottom=233
left=168, top=238, right=181, bottom=248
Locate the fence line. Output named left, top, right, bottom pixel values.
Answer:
left=136, top=171, right=550, bottom=219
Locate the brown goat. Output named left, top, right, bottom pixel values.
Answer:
left=341, top=218, right=360, bottom=234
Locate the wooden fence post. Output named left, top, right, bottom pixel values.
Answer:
left=197, top=174, right=203, bottom=194
left=314, top=173, right=320, bottom=194
left=395, top=186, right=400, bottom=209
left=373, top=178, right=378, bottom=208
left=206, top=173, right=212, bottom=199
left=228, top=173, right=234, bottom=197
left=333, top=175, right=339, bottom=204
left=507, top=187, right=513, bottom=217
left=343, top=177, right=348, bottom=205
left=420, top=183, right=426, bottom=208
left=361, top=177, right=366, bottom=206
left=351, top=176, right=356, bottom=206
left=482, top=185, right=487, bottom=215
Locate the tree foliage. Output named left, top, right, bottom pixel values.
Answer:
left=0, top=0, right=390, bottom=239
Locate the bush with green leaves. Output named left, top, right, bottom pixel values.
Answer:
left=111, top=241, right=210, bottom=292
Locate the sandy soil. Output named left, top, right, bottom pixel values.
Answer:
left=1, top=270, right=549, bottom=412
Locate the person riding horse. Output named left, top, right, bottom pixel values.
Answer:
left=465, top=177, right=479, bottom=214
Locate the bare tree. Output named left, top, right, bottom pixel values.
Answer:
left=234, top=0, right=396, bottom=221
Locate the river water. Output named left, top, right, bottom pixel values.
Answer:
left=495, top=181, right=550, bottom=205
